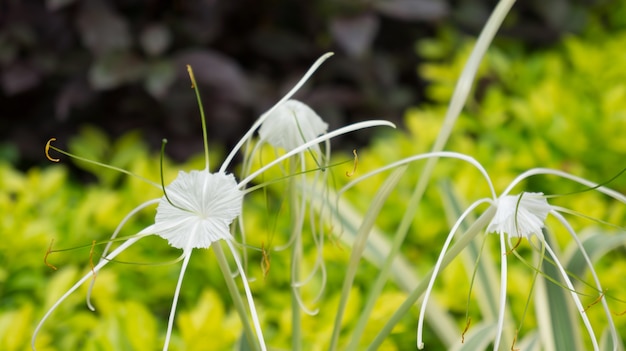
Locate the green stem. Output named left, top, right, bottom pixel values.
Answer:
left=290, top=156, right=303, bottom=351
left=212, top=242, right=261, bottom=351
left=186, top=65, right=211, bottom=170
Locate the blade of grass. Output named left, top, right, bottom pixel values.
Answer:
left=346, top=0, right=516, bottom=347
left=328, top=166, right=406, bottom=351
left=534, top=230, right=584, bottom=351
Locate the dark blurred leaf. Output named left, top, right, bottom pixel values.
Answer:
left=532, top=0, right=567, bottom=26
left=330, top=14, right=380, bottom=58
left=144, top=60, right=176, bottom=99
left=46, top=0, right=77, bottom=11
left=88, top=52, right=144, bottom=90
left=0, top=36, right=18, bottom=64
left=75, top=0, right=132, bottom=56
left=374, top=0, right=449, bottom=21
left=139, top=24, right=172, bottom=57
left=1, top=62, right=41, bottom=95
left=55, top=78, right=93, bottom=120
left=249, top=29, right=313, bottom=61
left=174, top=50, right=251, bottom=105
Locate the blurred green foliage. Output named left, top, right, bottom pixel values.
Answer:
left=2, top=2, right=626, bottom=350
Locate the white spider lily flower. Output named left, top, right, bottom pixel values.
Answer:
left=150, top=171, right=243, bottom=249
left=249, top=99, right=332, bottom=316
left=486, top=192, right=551, bottom=240
left=33, top=52, right=395, bottom=351
left=258, top=99, right=328, bottom=151
left=416, top=166, right=625, bottom=351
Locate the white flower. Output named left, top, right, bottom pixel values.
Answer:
left=342, top=152, right=624, bottom=351
left=34, top=52, right=395, bottom=351
left=486, top=192, right=551, bottom=239
left=150, top=171, right=243, bottom=249
left=415, top=165, right=624, bottom=351
left=258, top=99, right=328, bottom=151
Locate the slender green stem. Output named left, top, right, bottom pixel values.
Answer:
left=366, top=206, right=496, bottom=351
left=212, top=242, right=261, bottom=351
left=186, top=65, right=211, bottom=171
left=290, top=156, right=303, bottom=351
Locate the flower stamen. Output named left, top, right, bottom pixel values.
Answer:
left=45, top=138, right=60, bottom=162
left=505, top=237, right=522, bottom=255
left=461, top=316, right=471, bottom=343
left=510, top=330, right=519, bottom=351
left=346, top=149, right=358, bottom=177
left=584, top=291, right=606, bottom=313
left=44, top=239, right=57, bottom=270
left=89, top=240, right=97, bottom=279
left=261, top=242, right=271, bottom=279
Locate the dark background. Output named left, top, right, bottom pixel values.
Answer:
left=0, top=0, right=604, bottom=169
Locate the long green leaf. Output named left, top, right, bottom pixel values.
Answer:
left=534, top=230, right=584, bottom=351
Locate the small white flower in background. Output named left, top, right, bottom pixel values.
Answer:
left=245, top=99, right=333, bottom=315
left=33, top=52, right=395, bottom=351
left=258, top=99, right=328, bottom=151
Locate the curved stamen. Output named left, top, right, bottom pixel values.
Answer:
left=45, top=138, right=60, bottom=162
left=345, top=149, right=358, bottom=177
left=44, top=239, right=58, bottom=270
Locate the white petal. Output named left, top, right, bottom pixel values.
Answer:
left=258, top=99, right=328, bottom=151
left=153, top=171, right=243, bottom=249
left=486, top=192, right=551, bottom=239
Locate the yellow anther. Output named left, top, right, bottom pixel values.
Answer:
left=505, top=237, right=522, bottom=255
left=89, top=240, right=97, bottom=279
left=461, top=317, right=471, bottom=343
left=45, top=138, right=60, bottom=162
left=584, top=291, right=606, bottom=313
left=187, top=65, right=196, bottom=89
left=44, top=238, right=58, bottom=270
left=510, top=331, right=520, bottom=351
left=261, top=242, right=271, bottom=279
left=346, top=149, right=358, bottom=177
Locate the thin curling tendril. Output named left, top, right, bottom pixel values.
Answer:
left=45, top=138, right=60, bottom=162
